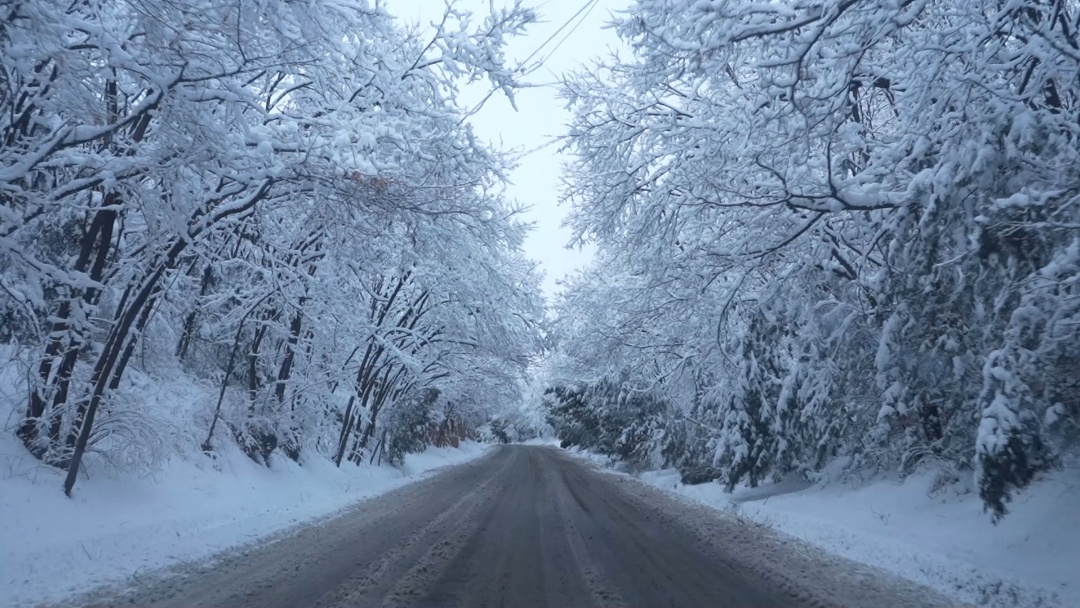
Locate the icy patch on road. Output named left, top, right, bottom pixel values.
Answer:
left=635, top=467, right=1079, bottom=608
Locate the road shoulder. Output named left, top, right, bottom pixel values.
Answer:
left=555, top=447, right=968, bottom=608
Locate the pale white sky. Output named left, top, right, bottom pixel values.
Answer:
left=393, top=0, right=629, bottom=299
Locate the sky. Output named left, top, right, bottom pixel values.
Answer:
left=392, top=0, right=630, bottom=299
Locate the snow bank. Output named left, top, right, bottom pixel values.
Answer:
left=0, top=347, right=490, bottom=608
left=517, top=437, right=561, bottom=446
left=638, top=467, right=1080, bottom=608
left=0, top=439, right=488, bottom=608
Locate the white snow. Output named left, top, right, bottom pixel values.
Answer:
left=0, top=418, right=489, bottom=608
left=637, top=466, right=1080, bottom=608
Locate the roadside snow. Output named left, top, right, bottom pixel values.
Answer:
left=0, top=438, right=489, bottom=608
left=517, top=437, right=561, bottom=446
left=0, top=343, right=491, bottom=608
left=637, top=466, right=1079, bottom=608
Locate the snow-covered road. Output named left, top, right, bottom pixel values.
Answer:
left=52, top=445, right=961, bottom=608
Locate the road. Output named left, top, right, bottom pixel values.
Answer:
left=75, top=445, right=956, bottom=608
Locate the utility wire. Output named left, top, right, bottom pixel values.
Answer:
left=523, top=0, right=600, bottom=75
left=462, top=0, right=601, bottom=121
left=517, top=0, right=600, bottom=76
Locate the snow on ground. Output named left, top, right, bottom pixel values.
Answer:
left=0, top=439, right=489, bottom=608
left=634, top=465, right=1080, bottom=608
left=0, top=346, right=491, bottom=608
left=517, top=436, right=561, bottom=446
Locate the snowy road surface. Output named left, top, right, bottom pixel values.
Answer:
left=67, top=446, right=959, bottom=608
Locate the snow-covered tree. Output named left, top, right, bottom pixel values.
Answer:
left=550, top=0, right=1080, bottom=518
left=2, top=0, right=543, bottom=495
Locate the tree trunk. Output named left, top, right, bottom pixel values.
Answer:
left=176, top=264, right=214, bottom=361
left=62, top=179, right=273, bottom=495
left=203, top=295, right=271, bottom=453
left=19, top=204, right=116, bottom=461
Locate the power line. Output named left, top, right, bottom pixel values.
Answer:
left=524, top=0, right=601, bottom=76
left=517, top=0, right=600, bottom=76
left=462, top=0, right=601, bottom=120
